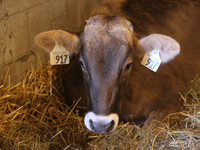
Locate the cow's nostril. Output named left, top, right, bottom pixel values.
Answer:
left=89, top=119, right=115, bottom=133
left=107, top=120, right=115, bottom=132
left=89, top=119, right=95, bottom=131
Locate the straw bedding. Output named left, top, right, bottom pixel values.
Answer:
left=0, top=54, right=199, bottom=149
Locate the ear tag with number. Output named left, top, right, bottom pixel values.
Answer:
left=141, top=49, right=161, bottom=72
left=50, top=43, right=69, bottom=65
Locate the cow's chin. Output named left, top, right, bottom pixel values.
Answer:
left=84, top=112, right=119, bottom=133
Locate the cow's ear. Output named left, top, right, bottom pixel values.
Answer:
left=136, top=34, right=180, bottom=63
left=34, top=30, right=80, bottom=56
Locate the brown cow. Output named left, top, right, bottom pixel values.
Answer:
left=35, top=0, right=200, bottom=133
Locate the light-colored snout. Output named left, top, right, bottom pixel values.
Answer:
left=84, top=112, right=119, bottom=133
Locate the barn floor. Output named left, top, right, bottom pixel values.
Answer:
left=0, top=58, right=200, bottom=149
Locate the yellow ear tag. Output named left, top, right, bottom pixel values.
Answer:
left=141, top=49, right=162, bottom=72
left=50, top=43, right=69, bottom=65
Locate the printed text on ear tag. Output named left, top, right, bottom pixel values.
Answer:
left=141, top=49, right=162, bottom=72
left=50, top=43, right=69, bottom=65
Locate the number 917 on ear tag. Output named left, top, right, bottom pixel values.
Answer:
left=50, top=43, right=69, bottom=65
left=141, top=49, right=162, bottom=72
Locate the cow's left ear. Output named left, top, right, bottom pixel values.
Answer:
left=136, top=34, right=180, bottom=63
left=35, top=30, right=80, bottom=57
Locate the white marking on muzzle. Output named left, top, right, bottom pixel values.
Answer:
left=84, top=112, right=119, bottom=133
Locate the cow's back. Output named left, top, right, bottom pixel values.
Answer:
left=93, top=0, right=200, bottom=58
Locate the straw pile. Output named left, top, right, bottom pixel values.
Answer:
left=0, top=54, right=200, bottom=149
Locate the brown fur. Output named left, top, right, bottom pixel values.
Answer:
left=35, top=0, right=200, bottom=128
left=72, top=0, right=200, bottom=126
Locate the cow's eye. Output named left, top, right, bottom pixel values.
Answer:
left=125, top=63, right=132, bottom=71
left=79, top=60, right=85, bottom=69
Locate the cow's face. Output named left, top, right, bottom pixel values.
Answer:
left=79, top=14, right=135, bottom=133
left=35, top=14, right=180, bottom=133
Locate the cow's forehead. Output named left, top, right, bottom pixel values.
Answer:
left=80, top=14, right=134, bottom=62
left=83, top=14, right=133, bottom=45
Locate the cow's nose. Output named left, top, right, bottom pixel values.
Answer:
left=84, top=112, right=119, bottom=133
left=89, top=119, right=115, bottom=133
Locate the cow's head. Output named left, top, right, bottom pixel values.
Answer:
left=35, top=14, right=180, bottom=133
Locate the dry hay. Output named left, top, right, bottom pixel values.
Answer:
left=0, top=54, right=200, bottom=150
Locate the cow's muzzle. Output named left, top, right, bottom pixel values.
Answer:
left=84, top=112, right=119, bottom=133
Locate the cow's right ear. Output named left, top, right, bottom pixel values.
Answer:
left=136, top=34, right=180, bottom=63
left=34, top=30, right=80, bottom=56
